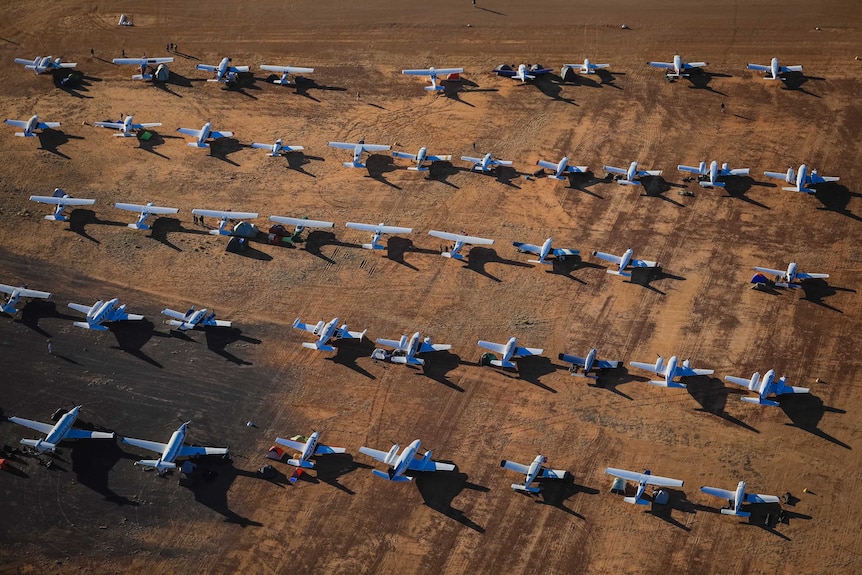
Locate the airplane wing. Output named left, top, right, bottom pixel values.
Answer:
left=428, top=230, right=494, bottom=245
left=603, top=165, right=629, bottom=175
left=684, top=61, right=708, bottom=69
left=391, top=151, right=419, bottom=160
left=250, top=143, right=274, bottom=150
left=513, top=346, right=544, bottom=357
left=595, top=359, right=621, bottom=369
left=314, top=444, right=346, bottom=455
left=292, top=318, right=322, bottom=334
left=228, top=65, right=250, bottom=73
left=629, top=257, right=658, bottom=268
left=133, top=123, right=162, bottom=130
left=630, top=361, right=662, bottom=374
left=745, top=492, right=781, bottom=504
left=260, top=65, right=314, bottom=74
left=635, top=169, right=662, bottom=177
left=551, top=248, right=580, bottom=257
left=177, top=127, right=203, bottom=138
left=269, top=216, right=334, bottom=228
left=113, top=57, right=174, bottom=65
left=361, top=144, right=391, bottom=152
left=512, top=242, right=541, bottom=255
left=346, top=222, right=413, bottom=234
left=358, top=446, right=391, bottom=463
left=700, top=486, right=735, bottom=500
left=676, top=365, right=714, bottom=377
left=94, top=121, right=124, bottom=129
left=8, top=417, right=54, bottom=435
left=0, top=284, right=51, bottom=299
left=780, top=65, right=804, bottom=73
left=114, top=203, right=178, bottom=215
left=376, top=338, right=406, bottom=350
left=196, top=64, right=218, bottom=72
left=328, top=141, right=358, bottom=149
left=193, top=209, right=259, bottom=220
left=477, top=340, right=508, bottom=354
left=501, top=460, right=530, bottom=475
left=494, top=69, right=518, bottom=77
left=29, top=196, right=95, bottom=206
left=606, top=467, right=683, bottom=487
left=724, top=375, right=755, bottom=388
left=746, top=63, right=770, bottom=72
left=492, top=159, right=514, bottom=166
left=559, top=353, right=587, bottom=367
left=592, top=251, right=623, bottom=265
left=408, top=458, right=455, bottom=472
left=796, top=272, right=829, bottom=280
left=4, top=119, right=28, bottom=128
left=68, top=302, right=95, bottom=315
left=536, top=160, right=561, bottom=170
left=37, top=121, right=60, bottom=129
left=753, top=266, right=786, bottom=277
left=209, top=130, right=233, bottom=139
left=161, top=308, right=188, bottom=321
left=418, top=341, right=451, bottom=353
left=14, top=58, right=36, bottom=66
left=540, top=468, right=569, bottom=479
left=122, top=437, right=168, bottom=454
left=648, top=61, right=675, bottom=69
left=403, top=68, right=463, bottom=75
left=460, top=155, right=484, bottom=165
left=178, top=445, right=229, bottom=457
left=677, top=164, right=704, bottom=175
left=275, top=437, right=307, bottom=451
left=65, top=428, right=115, bottom=440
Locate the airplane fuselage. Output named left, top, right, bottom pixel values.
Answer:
left=785, top=262, right=799, bottom=282
left=25, top=115, right=39, bottom=135
left=91, top=298, right=120, bottom=325
left=757, top=370, right=776, bottom=397
left=626, top=161, right=639, bottom=181
left=406, top=332, right=421, bottom=357
left=583, top=348, right=597, bottom=373
left=416, top=147, right=428, bottom=165
left=538, top=238, right=553, bottom=262
left=525, top=455, right=545, bottom=486
left=672, top=54, right=683, bottom=75
left=160, top=424, right=188, bottom=465
left=664, top=356, right=679, bottom=381
left=45, top=406, right=82, bottom=446
left=320, top=317, right=339, bottom=343
left=502, top=337, right=518, bottom=362
left=556, top=157, right=569, bottom=177
left=302, top=432, right=320, bottom=462
left=481, top=153, right=493, bottom=171
left=733, top=481, right=747, bottom=513
left=618, top=248, right=634, bottom=272
left=769, top=57, right=780, bottom=79
left=198, top=123, right=212, bottom=146
left=393, top=439, right=422, bottom=477
left=216, top=57, right=231, bottom=81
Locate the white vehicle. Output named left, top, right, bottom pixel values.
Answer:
left=648, top=54, right=708, bottom=78
left=192, top=209, right=259, bottom=236
left=724, top=369, right=809, bottom=406
left=112, top=56, right=174, bottom=80
left=359, top=439, right=455, bottom=482
left=177, top=122, right=233, bottom=148
left=94, top=115, right=162, bottom=137
left=401, top=66, right=464, bottom=91
left=346, top=222, right=413, bottom=251
left=562, top=58, right=610, bottom=75
left=763, top=164, right=839, bottom=193
left=196, top=57, right=249, bottom=83
left=113, top=202, right=179, bottom=230
left=747, top=57, right=803, bottom=81
left=495, top=63, right=553, bottom=83
left=477, top=336, right=544, bottom=369
left=250, top=138, right=304, bottom=157
left=427, top=230, right=494, bottom=260
left=9, top=406, right=114, bottom=454
left=461, top=153, right=514, bottom=173
left=68, top=297, right=145, bottom=330
left=391, top=147, right=452, bottom=171
left=14, top=55, right=76, bottom=75
left=259, top=64, right=315, bottom=85
left=269, top=215, right=334, bottom=237
left=700, top=481, right=780, bottom=517
left=753, top=261, right=829, bottom=288
left=605, top=467, right=684, bottom=505
left=592, top=248, right=659, bottom=277
left=161, top=306, right=231, bottom=331
left=536, top=156, right=589, bottom=180
left=500, top=454, right=570, bottom=493
left=558, top=349, right=620, bottom=379
left=677, top=161, right=750, bottom=188
left=513, top=237, right=579, bottom=265
left=328, top=140, right=391, bottom=168
left=629, top=355, right=714, bottom=388
left=4, top=114, right=60, bottom=137
left=122, top=422, right=228, bottom=473
left=29, top=189, right=95, bottom=221
left=292, top=317, right=367, bottom=352
left=0, top=283, right=52, bottom=314
left=275, top=432, right=346, bottom=469
left=375, top=331, right=451, bottom=366
left=603, top=161, right=662, bottom=186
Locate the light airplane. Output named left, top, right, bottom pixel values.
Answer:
left=562, top=59, right=610, bottom=75
left=495, top=63, right=553, bottom=82
left=536, top=156, right=589, bottom=180
left=427, top=230, right=494, bottom=260
left=700, top=481, right=780, bottom=517
left=292, top=317, right=367, bottom=352
left=0, top=283, right=52, bottom=314
left=592, top=248, right=659, bottom=277
left=647, top=54, right=708, bottom=78
left=4, top=114, right=60, bottom=137
left=747, top=57, right=803, bottom=81
left=359, top=439, right=455, bottom=482
left=122, top=422, right=229, bottom=473
left=677, top=161, right=750, bottom=188
left=259, top=64, right=315, bottom=85
left=500, top=455, right=570, bottom=493
left=269, top=215, right=333, bottom=236
left=177, top=122, right=233, bottom=148
left=629, top=355, right=714, bottom=388
left=94, top=115, right=162, bottom=137
left=763, top=164, right=839, bottom=193
left=196, top=57, right=249, bottom=83
left=558, top=349, right=621, bottom=379
left=328, top=140, right=392, bottom=168
left=9, top=406, right=114, bottom=454
left=345, top=222, right=413, bottom=250
left=605, top=467, right=684, bottom=505
left=14, top=55, right=77, bottom=75
left=753, top=261, right=829, bottom=288
left=375, top=331, right=452, bottom=366
left=250, top=138, right=304, bottom=156
left=29, top=189, right=96, bottom=221
left=724, top=369, right=809, bottom=406
left=461, top=153, right=514, bottom=173
left=68, top=298, right=145, bottom=330
left=391, top=147, right=452, bottom=171
left=477, top=336, right=544, bottom=369
left=112, top=56, right=174, bottom=80
left=604, top=161, right=662, bottom=185
left=275, top=432, right=346, bottom=469
left=161, top=306, right=231, bottom=331
left=512, top=237, right=579, bottom=265
left=193, top=209, right=259, bottom=236
left=113, top=202, right=179, bottom=230
left=401, top=67, right=464, bottom=91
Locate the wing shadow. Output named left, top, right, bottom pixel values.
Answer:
left=204, top=326, right=259, bottom=365
left=646, top=487, right=694, bottom=531
left=800, top=278, right=851, bottom=313
left=36, top=129, right=74, bottom=159
left=414, top=470, right=486, bottom=533
left=416, top=350, right=464, bottom=392
left=639, top=176, right=684, bottom=206
left=108, top=320, right=164, bottom=368
left=385, top=237, right=419, bottom=271
left=427, top=160, right=461, bottom=188
left=15, top=299, right=78, bottom=337
left=209, top=137, right=242, bottom=166
left=688, top=376, right=759, bottom=433
left=813, top=183, right=862, bottom=221
left=533, top=475, right=599, bottom=518
left=685, top=69, right=729, bottom=96
left=70, top=435, right=139, bottom=506
left=721, top=176, right=772, bottom=209
left=500, top=357, right=558, bottom=393
left=779, top=393, right=849, bottom=449
left=325, top=338, right=377, bottom=379
left=183, top=458, right=263, bottom=527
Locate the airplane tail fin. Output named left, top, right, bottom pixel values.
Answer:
left=302, top=342, right=335, bottom=352
left=512, top=483, right=541, bottom=493
left=189, top=142, right=210, bottom=148
left=607, top=270, right=632, bottom=277
left=287, top=459, right=315, bottom=469
left=741, top=396, right=779, bottom=407
left=699, top=181, right=725, bottom=188
left=361, top=242, right=386, bottom=250
left=20, top=439, right=56, bottom=453
left=135, top=459, right=176, bottom=471
left=73, top=321, right=108, bottom=331
left=425, top=85, right=445, bottom=91
left=490, top=359, right=517, bottom=369
left=721, top=508, right=750, bottom=517
left=372, top=469, right=411, bottom=481
left=624, top=496, right=651, bottom=505
left=407, top=167, right=430, bottom=171
left=528, top=259, right=553, bottom=265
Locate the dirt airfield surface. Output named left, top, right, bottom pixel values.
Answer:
left=1, top=1, right=861, bottom=573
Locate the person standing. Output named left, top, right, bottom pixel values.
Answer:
left=47, top=340, right=53, bottom=355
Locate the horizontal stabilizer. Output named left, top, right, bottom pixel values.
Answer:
left=302, top=342, right=335, bottom=352
left=20, top=439, right=56, bottom=451
left=189, top=142, right=209, bottom=148
left=425, top=85, right=445, bottom=91
left=287, top=459, right=315, bottom=469
left=721, top=509, right=749, bottom=517
left=512, top=484, right=541, bottom=493
left=607, top=270, right=632, bottom=277
left=136, top=460, right=175, bottom=470
left=372, top=469, right=411, bottom=481
left=649, top=379, right=686, bottom=388
left=407, top=166, right=429, bottom=171
left=528, top=259, right=553, bottom=265
left=616, top=179, right=640, bottom=186
left=73, top=321, right=108, bottom=331
left=490, top=359, right=516, bottom=369
left=700, top=181, right=725, bottom=187
left=624, top=496, right=651, bottom=505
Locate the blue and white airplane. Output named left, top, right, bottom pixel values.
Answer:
left=161, top=306, right=231, bottom=331
left=428, top=230, right=494, bottom=260
left=604, top=161, right=662, bottom=186
left=513, top=237, right=579, bottom=265
left=700, top=481, right=780, bottom=517
left=559, top=348, right=621, bottom=379
left=375, top=331, right=451, bottom=366
left=592, top=248, right=659, bottom=277
left=68, top=298, right=145, bottom=330
left=259, top=64, right=315, bottom=85
left=94, top=115, right=162, bottom=137
left=562, top=58, right=610, bottom=75
left=113, top=202, right=179, bottom=230
left=461, top=152, right=513, bottom=173
left=250, top=138, right=304, bottom=156
left=763, top=164, right=839, bottom=193
left=478, top=336, right=544, bottom=369
left=629, top=355, right=714, bottom=388
left=392, top=147, right=452, bottom=171
left=724, top=369, right=809, bottom=406
left=0, top=283, right=52, bottom=314
left=678, top=161, right=750, bottom=188
left=270, top=215, right=333, bottom=237
left=536, top=156, right=589, bottom=180
left=123, top=422, right=229, bottom=473
left=747, top=57, right=803, bottom=81
left=112, top=56, right=174, bottom=80
left=14, top=55, right=77, bottom=75
left=753, top=261, right=829, bottom=288
left=4, top=114, right=60, bottom=137
left=328, top=140, right=391, bottom=168
left=275, top=431, right=346, bottom=469
left=402, top=66, right=463, bottom=91
left=501, top=454, right=570, bottom=493
left=359, top=439, right=455, bottom=482
left=177, top=122, right=233, bottom=148
left=495, top=63, right=553, bottom=83
left=192, top=209, right=259, bottom=236
left=345, top=222, right=413, bottom=250
left=648, top=54, right=708, bottom=78
left=29, top=189, right=96, bottom=221
left=196, top=57, right=249, bottom=83
left=9, top=406, right=115, bottom=454
left=606, top=467, right=684, bottom=505
left=292, top=317, right=367, bottom=352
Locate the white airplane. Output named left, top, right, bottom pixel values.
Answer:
left=0, top=283, right=52, bottom=314
left=461, top=153, right=514, bottom=173
left=562, top=58, right=610, bottom=75
left=269, top=215, right=333, bottom=237
left=196, top=57, right=249, bottom=83
left=292, top=317, right=367, bottom=352
left=328, top=140, right=391, bottom=168
left=427, top=230, right=494, bottom=260
left=14, top=55, right=77, bottom=75
left=9, top=406, right=115, bottom=454
left=629, top=355, right=714, bottom=388
left=112, top=56, right=174, bottom=80
left=94, top=115, right=162, bottom=137
left=259, top=64, right=315, bottom=85
left=122, top=422, right=228, bottom=473
left=477, top=336, right=544, bottom=369
left=275, top=432, right=346, bottom=469
left=677, top=161, right=750, bottom=188
left=604, top=161, right=662, bottom=186
left=753, top=261, right=829, bottom=288
left=359, top=439, right=455, bottom=482
left=536, top=156, right=589, bottom=180
left=345, top=222, right=413, bottom=250
left=29, top=189, right=96, bottom=221
left=161, top=306, right=231, bottom=331
left=177, top=122, right=233, bottom=148
left=763, top=164, right=839, bottom=193
left=401, top=66, right=464, bottom=91
left=495, top=63, right=553, bottom=82
left=605, top=467, right=684, bottom=505
left=391, top=147, right=452, bottom=171
left=375, top=331, right=452, bottom=366
left=724, top=369, right=809, bottom=406
left=558, top=349, right=621, bottom=379
left=700, top=481, right=780, bottom=517
left=500, top=454, right=570, bottom=493
left=592, top=248, right=659, bottom=277
left=114, top=202, right=179, bottom=230
left=512, top=237, right=579, bottom=265
left=250, top=138, right=304, bottom=157
left=648, top=54, right=708, bottom=78
left=68, top=298, right=145, bottom=330
left=747, top=57, right=803, bottom=81
left=4, top=114, right=60, bottom=137
left=193, top=209, right=259, bottom=236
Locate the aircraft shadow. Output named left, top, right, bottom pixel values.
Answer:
left=526, top=477, right=598, bottom=519
left=545, top=255, right=605, bottom=283
left=813, top=183, right=862, bottom=221
left=688, top=376, right=759, bottom=433
left=564, top=171, right=605, bottom=197
left=204, top=326, right=260, bottom=366
left=65, top=209, right=129, bottom=243
left=303, top=230, right=338, bottom=264
left=326, top=338, right=377, bottom=379
left=779, top=393, right=849, bottom=449
left=70, top=435, right=139, bottom=506
left=427, top=160, right=461, bottom=188
left=36, top=129, right=76, bottom=159
left=801, top=278, right=853, bottom=313
left=15, top=299, right=79, bottom=337
left=293, top=77, right=348, bottom=101
left=586, top=366, right=635, bottom=400
left=465, top=247, right=533, bottom=282
left=596, top=69, right=624, bottom=90
left=639, top=176, right=684, bottom=206
left=226, top=237, right=273, bottom=261
left=282, top=152, right=322, bottom=177
left=365, top=155, right=400, bottom=189
left=109, top=320, right=164, bottom=368
left=780, top=72, right=820, bottom=97
left=224, top=72, right=261, bottom=100
left=385, top=237, right=419, bottom=271
left=184, top=457, right=263, bottom=527
left=646, top=487, right=695, bottom=531
left=416, top=350, right=464, bottom=392
left=532, top=75, right=578, bottom=105
left=722, top=176, right=772, bottom=209
left=136, top=130, right=170, bottom=159
left=628, top=266, right=686, bottom=295
left=685, top=70, right=729, bottom=96
left=414, top=469, right=487, bottom=533
left=52, top=69, right=97, bottom=99
left=498, top=357, right=558, bottom=393
left=209, top=137, right=242, bottom=166
left=304, top=453, right=367, bottom=495
left=148, top=217, right=183, bottom=251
